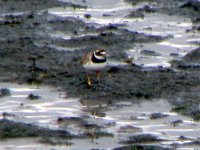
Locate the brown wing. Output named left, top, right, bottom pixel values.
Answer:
left=81, top=51, right=93, bottom=65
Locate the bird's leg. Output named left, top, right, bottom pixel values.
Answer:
left=87, top=73, right=92, bottom=86
left=96, top=71, right=100, bottom=83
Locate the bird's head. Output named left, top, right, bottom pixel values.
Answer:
left=94, top=49, right=107, bottom=59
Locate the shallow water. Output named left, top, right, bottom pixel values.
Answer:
left=0, top=0, right=200, bottom=149
left=0, top=83, right=200, bottom=149
left=0, top=83, right=82, bottom=129
left=125, top=13, right=199, bottom=67
left=48, top=0, right=200, bottom=67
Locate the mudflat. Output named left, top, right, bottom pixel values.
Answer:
left=0, top=0, right=200, bottom=149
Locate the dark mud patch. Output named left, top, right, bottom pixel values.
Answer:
left=171, top=47, right=200, bottom=70
left=170, top=119, right=183, bottom=127
left=121, top=134, right=163, bottom=144
left=0, top=0, right=67, bottom=13
left=150, top=112, right=169, bottom=120
left=0, top=88, right=11, bottom=97
left=183, top=47, right=200, bottom=63
left=57, top=116, right=114, bottom=140
left=0, top=119, right=72, bottom=139
left=126, top=5, right=156, bottom=18
left=117, top=134, right=172, bottom=150
left=113, top=145, right=172, bottom=150
left=0, top=118, right=113, bottom=145
left=170, top=47, right=200, bottom=120
left=126, top=0, right=200, bottom=16
left=77, top=66, right=200, bottom=102
left=57, top=116, right=86, bottom=126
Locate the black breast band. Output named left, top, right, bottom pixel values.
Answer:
left=91, top=54, right=106, bottom=63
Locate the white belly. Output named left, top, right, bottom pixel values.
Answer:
left=83, top=62, right=107, bottom=71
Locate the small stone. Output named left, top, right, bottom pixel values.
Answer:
left=171, top=120, right=183, bottom=127
left=150, top=113, right=169, bottom=119
left=27, top=93, right=40, bottom=100
left=0, top=88, right=11, bottom=97
left=84, top=14, right=91, bottom=19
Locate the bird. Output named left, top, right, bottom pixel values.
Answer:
left=81, top=49, right=107, bottom=86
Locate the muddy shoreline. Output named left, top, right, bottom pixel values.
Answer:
left=0, top=0, right=200, bottom=149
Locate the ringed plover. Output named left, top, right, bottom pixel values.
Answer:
left=81, top=49, right=107, bottom=86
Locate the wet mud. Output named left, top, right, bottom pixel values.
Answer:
left=0, top=0, right=200, bottom=149
left=0, top=119, right=72, bottom=139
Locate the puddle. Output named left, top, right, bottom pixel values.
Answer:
left=0, top=83, right=82, bottom=129
left=106, top=100, right=200, bottom=140
left=0, top=83, right=200, bottom=149
left=125, top=13, right=199, bottom=67
left=48, top=0, right=200, bottom=68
